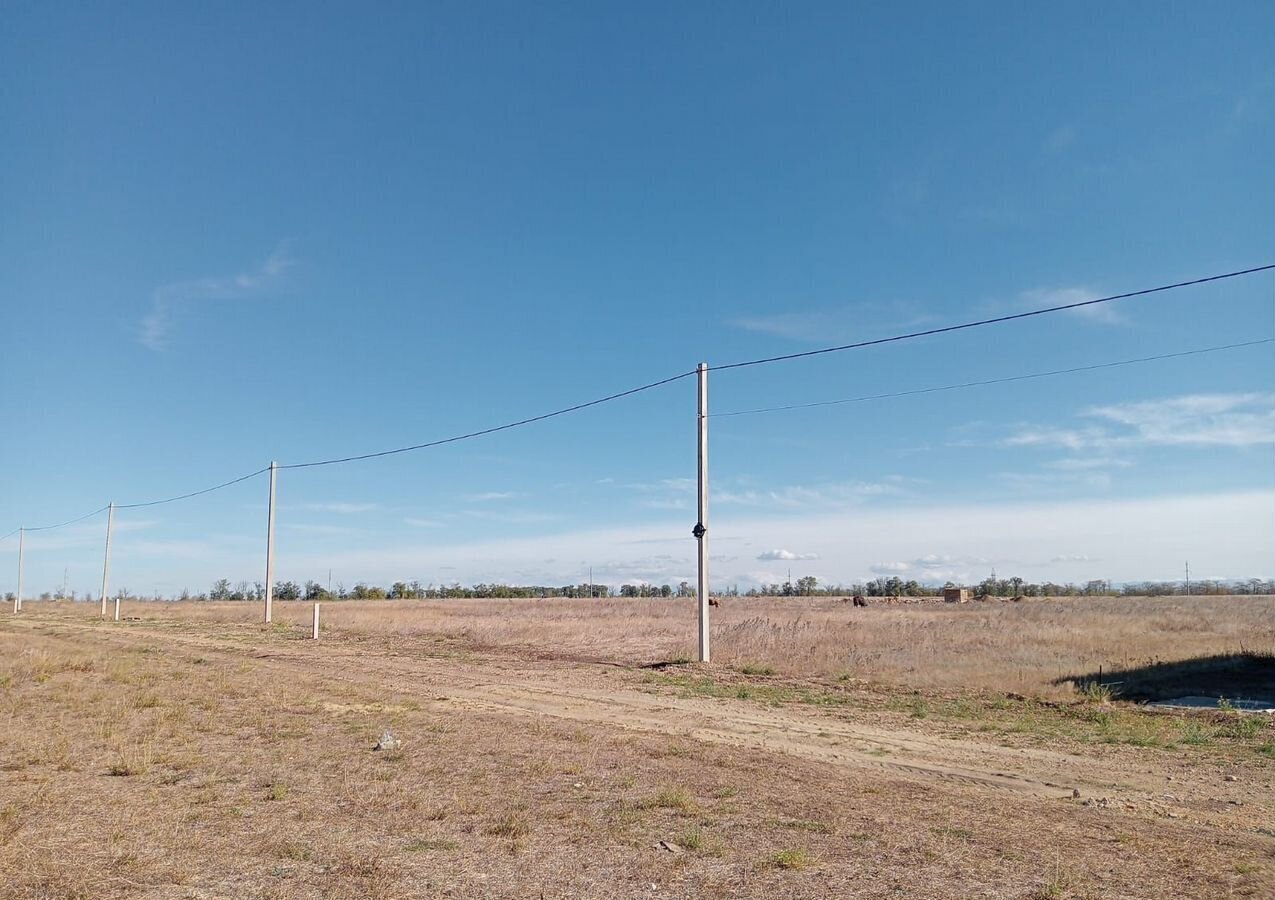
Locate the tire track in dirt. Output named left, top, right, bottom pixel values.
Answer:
left=11, top=618, right=1154, bottom=802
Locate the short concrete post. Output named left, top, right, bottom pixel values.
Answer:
left=312, top=602, right=320, bottom=640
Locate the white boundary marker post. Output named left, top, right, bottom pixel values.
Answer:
left=14, top=528, right=23, bottom=614
left=695, top=362, right=710, bottom=663
left=312, top=602, right=320, bottom=639
left=100, top=502, right=114, bottom=618
left=264, top=461, right=277, bottom=624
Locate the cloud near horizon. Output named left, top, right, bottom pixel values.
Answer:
left=11, top=490, right=1272, bottom=595
left=757, top=549, right=820, bottom=561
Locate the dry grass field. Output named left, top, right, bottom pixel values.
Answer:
left=85, top=593, right=1275, bottom=698
left=2, top=596, right=1273, bottom=898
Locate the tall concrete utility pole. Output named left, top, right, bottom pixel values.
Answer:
left=14, top=529, right=23, bottom=614
left=694, top=363, right=710, bottom=662
left=264, top=461, right=277, bottom=624
left=100, top=503, right=114, bottom=618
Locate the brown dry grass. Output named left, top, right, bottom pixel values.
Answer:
left=1, top=617, right=1271, bottom=899
left=36, top=594, right=1275, bottom=699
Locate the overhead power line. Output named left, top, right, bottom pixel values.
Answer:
left=0, top=469, right=270, bottom=542
left=712, top=264, right=1275, bottom=371
left=279, top=369, right=699, bottom=470
left=19, top=505, right=111, bottom=533
left=1, top=263, right=1270, bottom=538
left=711, top=338, right=1275, bottom=418
left=116, top=467, right=271, bottom=510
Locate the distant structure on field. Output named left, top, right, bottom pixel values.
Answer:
left=943, top=587, right=971, bottom=603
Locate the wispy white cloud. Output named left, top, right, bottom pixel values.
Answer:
left=729, top=303, right=939, bottom=344
left=140, top=246, right=295, bottom=350
left=1007, top=392, right=1275, bottom=450
left=283, top=523, right=356, bottom=537
left=997, top=470, right=1115, bottom=492
left=464, top=491, right=521, bottom=503
left=1021, top=287, right=1126, bottom=325
left=1043, top=457, right=1132, bottom=471
left=1087, top=393, right=1275, bottom=447
left=716, top=480, right=898, bottom=508
left=404, top=517, right=444, bottom=528
left=757, top=549, right=820, bottom=561
left=461, top=509, right=557, bottom=525
left=868, top=554, right=995, bottom=582
left=300, top=502, right=379, bottom=514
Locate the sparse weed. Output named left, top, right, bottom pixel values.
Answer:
left=769, top=848, right=815, bottom=870
left=1076, top=681, right=1114, bottom=703
left=485, top=812, right=530, bottom=838
left=776, top=818, right=834, bottom=834
left=643, top=787, right=698, bottom=815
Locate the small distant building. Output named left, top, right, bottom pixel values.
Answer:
left=943, top=587, right=970, bottom=603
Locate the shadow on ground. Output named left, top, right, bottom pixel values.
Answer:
left=1056, top=652, right=1275, bottom=703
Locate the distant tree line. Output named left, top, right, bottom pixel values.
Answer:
left=18, top=574, right=1271, bottom=605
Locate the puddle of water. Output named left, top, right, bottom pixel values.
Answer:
left=1148, top=695, right=1274, bottom=713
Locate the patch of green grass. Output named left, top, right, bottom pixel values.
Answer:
left=265, top=783, right=288, bottom=801
left=649, top=674, right=854, bottom=710
left=1219, top=714, right=1266, bottom=740
left=910, top=699, right=929, bottom=719
left=1178, top=720, right=1213, bottom=745
left=737, top=663, right=776, bottom=676
left=769, top=848, right=815, bottom=870
left=643, top=787, right=699, bottom=815
left=678, top=827, right=708, bottom=851
left=934, top=826, right=972, bottom=840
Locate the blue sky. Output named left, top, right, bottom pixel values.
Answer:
left=2, top=1, right=1272, bottom=596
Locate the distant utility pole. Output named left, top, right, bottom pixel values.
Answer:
left=588, top=566, right=593, bottom=599
left=1185, top=561, right=1191, bottom=596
